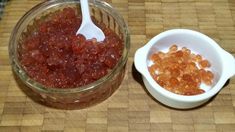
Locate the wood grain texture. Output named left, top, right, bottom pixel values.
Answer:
left=0, top=0, right=235, bottom=132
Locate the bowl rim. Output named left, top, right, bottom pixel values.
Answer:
left=9, top=0, right=130, bottom=94
left=135, top=29, right=234, bottom=102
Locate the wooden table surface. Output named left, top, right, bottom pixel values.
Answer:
left=0, top=0, right=235, bottom=132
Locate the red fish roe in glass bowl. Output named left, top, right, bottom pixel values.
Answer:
left=19, top=7, right=123, bottom=88
left=9, top=0, right=130, bottom=109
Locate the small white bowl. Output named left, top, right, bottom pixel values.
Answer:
left=134, top=29, right=235, bottom=109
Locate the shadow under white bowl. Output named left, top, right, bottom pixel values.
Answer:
left=134, top=29, right=235, bottom=109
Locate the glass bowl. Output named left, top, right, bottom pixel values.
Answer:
left=9, top=0, right=130, bottom=109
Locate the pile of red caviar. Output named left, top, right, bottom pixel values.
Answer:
left=148, top=45, right=214, bottom=95
left=19, top=7, right=123, bottom=88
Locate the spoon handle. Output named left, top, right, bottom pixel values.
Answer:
left=80, top=0, right=92, bottom=22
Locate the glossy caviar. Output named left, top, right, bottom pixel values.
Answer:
left=149, top=45, right=214, bottom=95
left=19, top=7, right=123, bottom=88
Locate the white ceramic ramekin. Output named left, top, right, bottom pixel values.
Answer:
left=134, top=29, right=235, bottom=109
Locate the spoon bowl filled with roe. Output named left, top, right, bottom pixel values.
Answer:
left=9, top=0, right=130, bottom=109
left=134, top=29, right=235, bottom=109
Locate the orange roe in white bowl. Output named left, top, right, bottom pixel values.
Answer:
left=148, top=45, right=214, bottom=96
left=134, top=29, right=235, bottom=109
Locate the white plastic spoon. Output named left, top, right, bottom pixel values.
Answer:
left=76, top=0, right=105, bottom=42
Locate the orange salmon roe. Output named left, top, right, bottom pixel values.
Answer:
left=148, top=45, right=214, bottom=95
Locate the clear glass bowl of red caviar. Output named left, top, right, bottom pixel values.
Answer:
left=9, top=0, right=130, bottom=109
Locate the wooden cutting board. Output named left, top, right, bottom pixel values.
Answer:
left=0, top=0, right=235, bottom=131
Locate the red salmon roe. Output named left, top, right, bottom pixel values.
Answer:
left=148, top=45, right=214, bottom=95
left=19, top=7, right=123, bottom=88
left=199, top=59, right=211, bottom=68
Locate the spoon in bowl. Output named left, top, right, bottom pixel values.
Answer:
left=76, top=0, right=105, bottom=42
